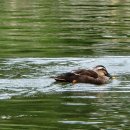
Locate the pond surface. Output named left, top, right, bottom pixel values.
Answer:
left=0, top=0, right=130, bottom=130
left=0, top=57, right=130, bottom=130
left=0, top=0, right=130, bottom=57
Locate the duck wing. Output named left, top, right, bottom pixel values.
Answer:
left=54, top=71, right=105, bottom=84
left=73, top=69, right=98, bottom=78
left=78, top=75, right=105, bottom=85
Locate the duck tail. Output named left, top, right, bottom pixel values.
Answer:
left=53, top=72, right=76, bottom=82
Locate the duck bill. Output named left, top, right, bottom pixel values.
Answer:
left=107, top=73, right=113, bottom=79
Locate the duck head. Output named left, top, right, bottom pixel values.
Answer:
left=93, top=65, right=112, bottom=79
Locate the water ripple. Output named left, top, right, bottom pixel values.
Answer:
left=58, top=120, right=103, bottom=125
left=0, top=56, right=129, bottom=99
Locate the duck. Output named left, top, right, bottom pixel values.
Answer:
left=54, top=65, right=112, bottom=85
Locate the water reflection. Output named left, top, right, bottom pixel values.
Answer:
left=0, top=57, right=129, bottom=129
left=0, top=0, right=130, bottom=129
left=58, top=92, right=130, bottom=130
left=0, top=0, right=130, bottom=57
left=0, top=56, right=129, bottom=98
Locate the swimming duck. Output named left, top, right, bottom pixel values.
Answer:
left=54, top=65, right=112, bottom=85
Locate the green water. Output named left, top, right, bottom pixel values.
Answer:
left=0, top=0, right=130, bottom=130
left=0, top=0, right=130, bottom=57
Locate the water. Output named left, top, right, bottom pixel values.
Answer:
left=0, top=0, right=130, bottom=130
left=0, top=0, right=130, bottom=57
left=0, top=57, right=129, bottom=129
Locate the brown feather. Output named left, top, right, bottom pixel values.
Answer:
left=73, top=69, right=98, bottom=78
left=53, top=65, right=111, bottom=85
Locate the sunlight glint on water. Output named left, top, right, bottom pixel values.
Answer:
left=0, top=57, right=129, bottom=99
left=0, top=0, right=130, bottom=129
